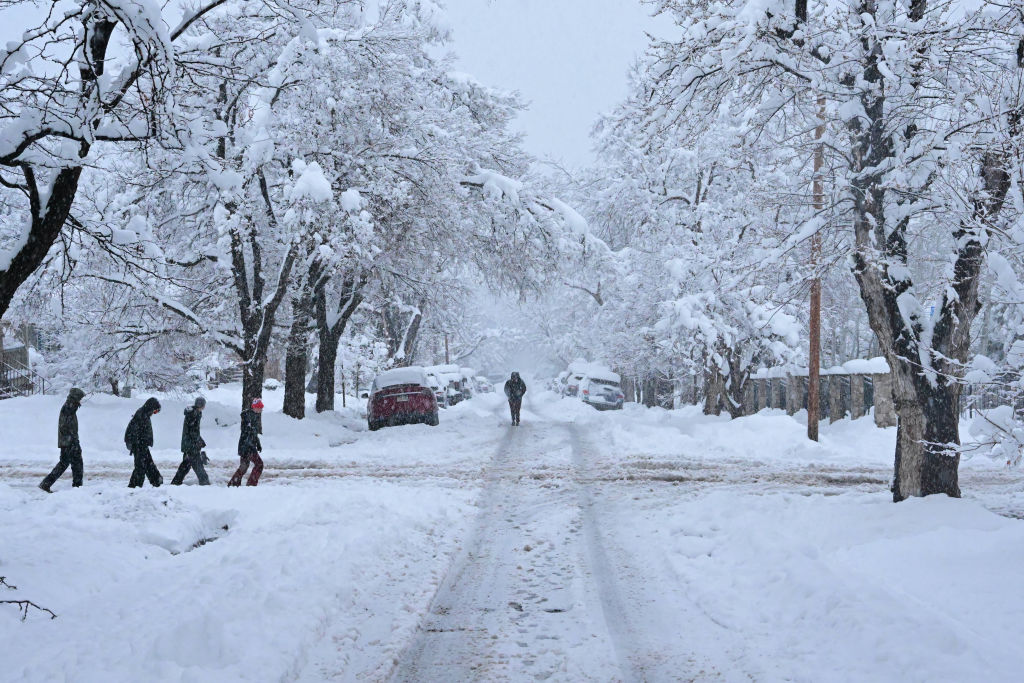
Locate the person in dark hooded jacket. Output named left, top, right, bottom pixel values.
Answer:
left=125, top=397, right=163, bottom=488
left=39, top=387, right=86, bottom=492
left=171, top=396, right=209, bottom=485
left=228, top=397, right=264, bottom=487
left=503, top=372, right=527, bottom=426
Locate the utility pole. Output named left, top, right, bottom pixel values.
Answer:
left=444, top=333, right=450, bottom=364
left=808, top=96, right=825, bottom=442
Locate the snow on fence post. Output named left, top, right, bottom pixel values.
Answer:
left=872, top=373, right=897, bottom=428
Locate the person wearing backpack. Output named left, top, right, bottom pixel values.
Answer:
left=503, top=372, right=527, bottom=426
left=171, top=396, right=210, bottom=486
left=228, top=398, right=264, bottom=487
left=125, top=397, right=163, bottom=488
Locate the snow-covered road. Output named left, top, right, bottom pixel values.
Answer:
left=4, top=389, right=1024, bottom=682
left=391, top=417, right=659, bottom=682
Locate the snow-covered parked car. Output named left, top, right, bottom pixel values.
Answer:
left=558, top=361, right=625, bottom=409
left=562, top=372, right=585, bottom=397
left=475, top=376, right=494, bottom=393
left=425, top=364, right=465, bottom=405
left=579, top=373, right=625, bottom=410
left=367, top=366, right=439, bottom=431
left=425, top=372, right=447, bottom=408
left=460, top=367, right=477, bottom=398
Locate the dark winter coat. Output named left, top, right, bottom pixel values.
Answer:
left=504, top=375, right=527, bottom=401
left=125, top=397, right=161, bottom=453
left=237, top=409, right=262, bottom=456
left=180, top=406, right=206, bottom=453
left=58, top=399, right=81, bottom=449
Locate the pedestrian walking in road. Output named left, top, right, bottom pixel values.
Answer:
left=126, top=397, right=163, bottom=488
left=228, top=398, right=264, bottom=487
left=39, top=387, right=86, bottom=492
left=504, top=372, right=527, bottom=426
left=171, top=396, right=210, bottom=486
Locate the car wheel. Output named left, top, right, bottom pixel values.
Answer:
left=368, top=420, right=380, bottom=431
left=427, top=413, right=439, bottom=426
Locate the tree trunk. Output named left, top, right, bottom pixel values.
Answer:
left=641, top=377, right=658, bottom=408
left=888, top=367, right=963, bottom=501
left=282, top=326, right=309, bottom=419
left=283, top=281, right=317, bottom=419
left=703, top=367, right=723, bottom=415
left=241, top=346, right=265, bottom=414
left=722, top=352, right=748, bottom=419
left=313, top=275, right=365, bottom=413
left=315, top=327, right=340, bottom=413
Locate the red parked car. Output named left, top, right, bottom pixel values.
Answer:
left=367, top=367, right=439, bottom=431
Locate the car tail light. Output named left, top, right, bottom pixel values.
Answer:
left=617, top=393, right=624, bottom=399
left=582, top=389, right=589, bottom=395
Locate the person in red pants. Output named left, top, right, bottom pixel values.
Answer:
left=229, top=398, right=264, bottom=487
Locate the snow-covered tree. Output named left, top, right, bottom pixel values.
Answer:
left=634, top=0, right=1024, bottom=499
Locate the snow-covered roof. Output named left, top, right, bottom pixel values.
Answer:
left=752, top=357, right=890, bottom=379
left=840, top=357, right=890, bottom=374
left=371, top=367, right=429, bottom=391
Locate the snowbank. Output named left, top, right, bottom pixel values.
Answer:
left=0, top=480, right=474, bottom=681
left=0, top=387, right=506, bottom=681
left=611, top=490, right=1024, bottom=680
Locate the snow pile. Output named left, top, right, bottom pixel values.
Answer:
left=0, top=480, right=475, bottom=681
left=613, top=491, right=1024, bottom=680
left=0, top=387, right=506, bottom=680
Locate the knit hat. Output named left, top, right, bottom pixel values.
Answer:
left=194, top=396, right=207, bottom=409
left=251, top=398, right=264, bottom=411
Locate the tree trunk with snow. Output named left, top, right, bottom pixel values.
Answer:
left=314, top=276, right=364, bottom=413
left=383, top=300, right=425, bottom=367
left=703, top=367, right=724, bottom=416
left=282, top=302, right=313, bottom=419
left=283, top=259, right=325, bottom=419
left=721, top=351, right=749, bottom=419
left=847, top=15, right=1018, bottom=500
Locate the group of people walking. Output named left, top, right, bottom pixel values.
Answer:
left=39, top=388, right=267, bottom=492
left=38, top=374, right=527, bottom=492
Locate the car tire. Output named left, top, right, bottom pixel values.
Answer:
left=427, top=413, right=439, bottom=427
left=368, top=420, right=380, bottom=431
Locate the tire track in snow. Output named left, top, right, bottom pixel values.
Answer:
left=389, top=396, right=627, bottom=682
left=569, top=426, right=650, bottom=683
left=387, top=403, right=524, bottom=682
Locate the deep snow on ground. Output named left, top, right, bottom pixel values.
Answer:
left=2, top=387, right=1024, bottom=681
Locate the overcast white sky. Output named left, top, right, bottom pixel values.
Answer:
left=440, top=0, right=672, bottom=168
